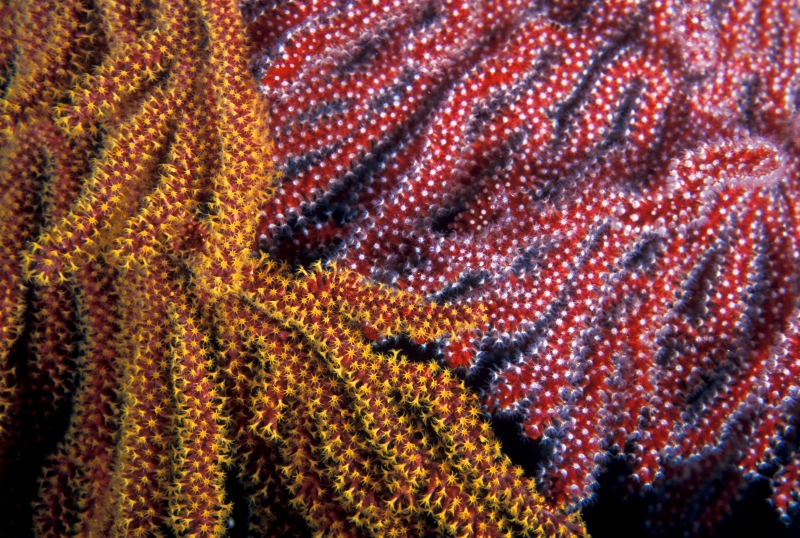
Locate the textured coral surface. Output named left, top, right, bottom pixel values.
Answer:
left=0, top=0, right=582, bottom=537
left=2, top=0, right=800, bottom=536
left=250, top=0, right=800, bottom=533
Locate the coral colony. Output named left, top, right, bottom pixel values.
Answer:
left=0, top=0, right=580, bottom=536
left=0, top=0, right=799, bottom=538
left=254, top=0, right=800, bottom=533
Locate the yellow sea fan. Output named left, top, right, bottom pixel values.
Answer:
left=0, top=0, right=584, bottom=536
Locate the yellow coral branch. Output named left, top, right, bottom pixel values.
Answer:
left=0, top=0, right=585, bottom=536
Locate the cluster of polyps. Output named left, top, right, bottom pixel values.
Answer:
left=251, top=0, right=800, bottom=522
left=0, top=0, right=589, bottom=536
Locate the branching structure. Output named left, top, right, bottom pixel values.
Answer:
left=0, top=0, right=584, bottom=537
left=250, top=0, right=800, bottom=533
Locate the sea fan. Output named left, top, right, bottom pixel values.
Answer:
left=251, top=0, right=800, bottom=532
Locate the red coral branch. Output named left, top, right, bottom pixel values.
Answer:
left=252, top=0, right=800, bottom=527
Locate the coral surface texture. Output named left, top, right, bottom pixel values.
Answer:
left=1, top=0, right=800, bottom=537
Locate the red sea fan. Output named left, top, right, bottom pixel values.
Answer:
left=249, top=0, right=800, bottom=523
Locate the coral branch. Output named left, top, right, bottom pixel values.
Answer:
left=251, top=0, right=800, bottom=532
left=0, top=0, right=582, bottom=536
